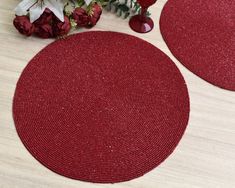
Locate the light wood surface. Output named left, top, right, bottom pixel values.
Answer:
left=0, top=0, right=235, bottom=187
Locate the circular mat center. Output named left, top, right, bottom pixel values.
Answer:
left=160, top=0, right=235, bottom=90
left=13, top=31, right=190, bottom=183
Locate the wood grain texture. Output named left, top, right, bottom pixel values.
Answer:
left=0, top=0, right=235, bottom=187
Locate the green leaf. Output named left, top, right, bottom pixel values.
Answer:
left=105, top=0, right=151, bottom=19
left=76, top=0, right=85, bottom=7
left=117, top=4, right=129, bottom=12
left=124, top=12, right=130, bottom=19
left=110, top=0, right=116, bottom=3
left=114, top=3, right=119, bottom=13
left=117, top=9, right=122, bottom=17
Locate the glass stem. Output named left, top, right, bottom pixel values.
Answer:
left=140, top=7, right=148, bottom=22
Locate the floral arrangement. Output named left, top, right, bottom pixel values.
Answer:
left=13, top=0, right=146, bottom=38
left=13, top=0, right=105, bottom=38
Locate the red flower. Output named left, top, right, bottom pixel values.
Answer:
left=35, top=24, right=54, bottom=38
left=33, top=8, right=53, bottom=26
left=88, top=3, right=102, bottom=27
left=53, top=16, right=71, bottom=37
left=92, top=3, right=102, bottom=18
left=33, top=8, right=54, bottom=38
left=72, top=8, right=89, bottom=27
left=13, top=16, right=35, bottom=36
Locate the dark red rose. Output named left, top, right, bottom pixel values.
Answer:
left=72, top=8, right=89, bottom=27
left=53, top=16, right=71, bottom=36
left=88, top=3, right=102, bottom=27
left=91, top=3, right=102, bottom=18
left=33, top=8, right=53, bottom=26
left=35, top=24, right=54, bottom=38
left=13, top=15, right=35, bottom=36
left=88, top=15, right=101, bottom=27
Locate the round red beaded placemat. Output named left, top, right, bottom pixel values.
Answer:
left=13, top=31, right=190, bottom=183
left=160, top=0, right=235, bottom=91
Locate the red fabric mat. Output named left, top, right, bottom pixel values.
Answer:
left=13, top=31, right=190, bottom=183
left=160, top=0, right=235, bottom=91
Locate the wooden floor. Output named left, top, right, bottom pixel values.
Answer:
left=0, top=0, right=235, bottom=187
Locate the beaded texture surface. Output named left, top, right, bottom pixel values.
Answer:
left=13, top=31, right=190, bottom=183
left=160, top=0, right=235, bottom=91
